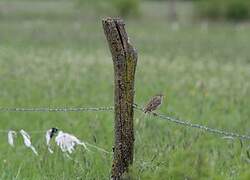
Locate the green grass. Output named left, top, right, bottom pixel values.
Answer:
left=0, top=0, right=250, bottom=179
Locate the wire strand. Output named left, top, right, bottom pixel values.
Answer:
left=134, top=105, right=250, bottom=140
left=0, top=106, right=114, bottom=112
left=1, top=103, right=250, bottom=141
left=0, top=129, right=47, bottom=134
left=85, top=142, right=111, bottom=154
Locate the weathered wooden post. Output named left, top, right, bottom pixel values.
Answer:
left=102, top=17, right=138, bottom=179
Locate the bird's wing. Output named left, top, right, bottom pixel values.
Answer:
left=144, top=97, right=160, bottom=112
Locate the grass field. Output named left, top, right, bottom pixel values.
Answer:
left=0, top=0, right=250, bottom=179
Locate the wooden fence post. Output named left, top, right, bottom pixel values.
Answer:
left=102, top=17, right=138, bottom=179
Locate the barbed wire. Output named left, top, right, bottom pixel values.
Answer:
left=133, top=105, right=250, bottom=140
left=1, top=103, right=250, bottom=141
left=0, top=106, right=114, bottom=112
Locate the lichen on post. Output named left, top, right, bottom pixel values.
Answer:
left=102, top=17, right=138, bottom=179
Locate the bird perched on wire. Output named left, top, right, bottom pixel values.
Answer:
left=143, top=94, right=164, bottom=114
left=135, top=93, right=164, bottom=131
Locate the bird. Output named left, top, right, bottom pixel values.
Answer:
left=143, top=94, right=164, bottom=114
left=135, top=94, right=164, bottom=135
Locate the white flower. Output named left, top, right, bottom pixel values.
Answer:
left=45, top=129, right=54, bottom=153
left=8, top=130, right=17, bottom=147
left=55, top=131, right=88, bottom=154
left=20, top=129, right=38, bottom=155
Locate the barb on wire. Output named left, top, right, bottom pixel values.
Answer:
left=0, top=106, right=114, bottom=112
left=133, top=104, right=250, bottom=140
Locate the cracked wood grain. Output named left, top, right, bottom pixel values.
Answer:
left=102, top=17, right=138, bottom=180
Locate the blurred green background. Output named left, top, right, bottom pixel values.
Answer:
left=0, top=0, right=250, bottom=179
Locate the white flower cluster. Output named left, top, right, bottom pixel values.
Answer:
left=55, top=131, right=89, bottom=153
left=7, top=130, right=16, bottom=147
left=20, top=129, right=38, bottom=155
left=8, top=129, right=38, bottom=155
left=7, top=128, right=89, bottom=155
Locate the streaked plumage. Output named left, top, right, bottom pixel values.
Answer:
left=143, top=94, right=164, bottom=113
